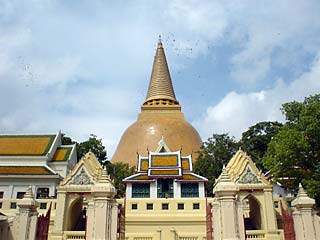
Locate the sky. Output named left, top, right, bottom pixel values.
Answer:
left=1, top=0, right=320, bottom=158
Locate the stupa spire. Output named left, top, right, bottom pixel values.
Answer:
left=143, top=36, right=179, bottom=106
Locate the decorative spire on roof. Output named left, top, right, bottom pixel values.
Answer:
left=143, top=36, right=179, bottom=106
left=219, top=165, right=231, bottom=182
left=292, top=183, right=316, bottom=208
left=213, top=165, right=238, bottom=194
left=297, top=183, right=308, bottom=198
left=24, top=186, right=34, bottom=199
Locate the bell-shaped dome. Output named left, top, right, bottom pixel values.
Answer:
left=112, top=37, right=202, bottom=167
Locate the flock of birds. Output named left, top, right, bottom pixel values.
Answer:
left=18, top=33, right=214, bottom=88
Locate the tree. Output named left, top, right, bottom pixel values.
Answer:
left=194, top=133, right=239, bottom=196
left=263, top=94, right=320, bottom=205
left=61, top=135, right=75, bottom=145
left=105, top=162, right=135, bottom=198
left=77, top=134, right=107, bottom=165
left=240, top=121, right=283, bottom=171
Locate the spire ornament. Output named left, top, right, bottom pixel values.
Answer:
left=292, top=183, right=315, bottom=208
left=143, top=37, right=179, bottom=106
left=297, top=183, right=308, bottom=197
left=24, top=186, right=34, bottom=199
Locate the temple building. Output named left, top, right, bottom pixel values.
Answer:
left=0, top=131, right=76, bottom=202
left=0, top=38, right=319, bottom=240
left=123, top=138, right=208, bottom=239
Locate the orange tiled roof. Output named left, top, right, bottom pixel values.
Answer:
left=123, top=174, right=154, bottom=182
left=149, top=169, right=179, bottom=176
left=0, top=166, right=55, bottom=175
left=151, top=155, right=178, bottom=167
left=181, top=158, right=190, bottom=171
left=124, top=173, right=206, bottom=182
left=52, top=147, right=72, bottom=161
left=134, top=175, right=150, bottom=180
left=0, top=135, right=55, bottom=156
left=182, top=174, right=199, bottom=180
left=140, top=159, right=149, bottom=171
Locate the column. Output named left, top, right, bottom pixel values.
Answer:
left=53, top=190, right=67, bottom=233
left=213, top=167, right=241, bottom=240
left=87, top=169, right=117, bottom=240
left=211, top=199, right=221, bottom=240
left=292, top=184, right=318, bottom=240
left=14, top=187, right=38, bottom=240
left=263, top=188, right=280, bottom=239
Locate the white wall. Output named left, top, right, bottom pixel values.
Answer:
left=0, top=178, right=58, bottom=199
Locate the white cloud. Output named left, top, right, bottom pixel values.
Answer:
left=194, top=53, right=320, bottom=140
left=0, top=0, right=320, bottom=158
left=226, top=0, right=320, bottom=86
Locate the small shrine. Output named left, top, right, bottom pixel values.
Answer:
left=123, top=138, right=207, bottom=199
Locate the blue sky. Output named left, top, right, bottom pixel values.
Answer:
left=1, top=0, right=320, bottom=158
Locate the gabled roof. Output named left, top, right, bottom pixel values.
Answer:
left=176, top=173, right=207, bottom=182
left=123, top=172, right=207, bottom=183
left=138, top=157, right=149, bottom=172
left=0, top=166, right=57, bottom=175
left=123, top=173, right=155, bottom=182
left=125, top=141, right=207, bottom=183
left=150, top=152, right=180, bottom=168
left=226, top=149, right=270, bottom=185
left=52, top=146, right=73, bottom=161
left=181, top=157, right=192, bottom=171
left=59, top=151, right=102, bottom=188
left=147, top=151, right=182, bottom=177
left=0, top=134, right=56, bottom=156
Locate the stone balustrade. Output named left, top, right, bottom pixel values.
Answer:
left=63, top=231, right=85, bottom=240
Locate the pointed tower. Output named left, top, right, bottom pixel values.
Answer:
left=144, top=37, right=179, bottom=106
left=112, top=37, right=202, bottom=167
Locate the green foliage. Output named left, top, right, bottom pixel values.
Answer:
left=240, top=121, right=283, bottom=171
left=61, top=135, right=75, bottom=145
left=194, top=133, right=239, bottom=196
left=263, top=94, right=320, bottom=205
left=62, top=133, right=108, bottom=165
left=105, top=162, right=135, bottom=198
left=77, top=134, right=107, bottom=165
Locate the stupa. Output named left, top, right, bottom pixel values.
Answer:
left=112, top=37, right=202, bottom=167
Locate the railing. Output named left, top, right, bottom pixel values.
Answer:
left=133, top=237, right=153, bottom=240
left=246, top=230, right=266, bottom=239
left=245, top=229, right=284, bottom=240
left=157, top=192, right=173, bottom=198
left=179, top=237, right=198, bottom=240
left=64, top=231, right=86, bottom=240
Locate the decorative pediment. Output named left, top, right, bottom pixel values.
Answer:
left=237, top=165, right=262, bottom=184
left=59, top=151, right=103, bottom=188
left=69, top=168, right=94, bottom=185
left=226, top=149, right=270, bottom=186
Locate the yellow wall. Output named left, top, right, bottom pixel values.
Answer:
left=124, top=198, right=207, bottom=240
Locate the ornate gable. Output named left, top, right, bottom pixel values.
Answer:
left=226, top=149, right=269, bottom=186
left=124, top=143, right=207, bottom=183
left=155, top=137, right=171, bottom=153
left=69, top=168, right=94, bottom=185
left=237, top=165, right=262, bottom=184
left=59, top=151, right=103, bottom=190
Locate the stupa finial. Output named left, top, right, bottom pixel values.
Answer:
left=143, top=36, right=179, bottom=106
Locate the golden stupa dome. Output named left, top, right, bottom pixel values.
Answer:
left=112, top=37, right=202, bottom=167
